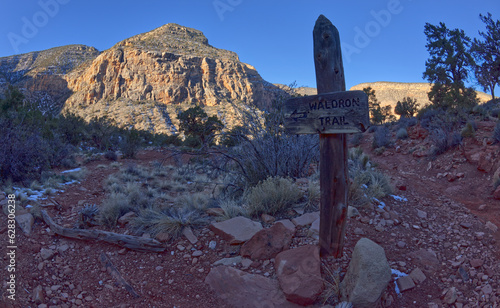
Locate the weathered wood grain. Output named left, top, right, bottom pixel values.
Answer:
left=284, top=90, right=369, bottom=134
left=99, top=252, right=140, bottom=298
left=314, top=15, right=349, bottom=258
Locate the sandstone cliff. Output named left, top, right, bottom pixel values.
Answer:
left=349, top=82, right=492, bottom=110
left=0, top=45, right=99, bottom=114
left=0, top=23, right=283, bottom=134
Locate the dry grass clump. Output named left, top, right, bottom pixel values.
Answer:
left=131, top=206, right=209, bottom=238
left=348, top=147, right=392, bottom=208
left=244, top=176, right=303, bottom=217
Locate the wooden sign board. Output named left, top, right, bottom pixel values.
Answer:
left=284, top=90, right=369, bottom=135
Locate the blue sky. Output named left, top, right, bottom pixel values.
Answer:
left=1, top=0, right=499, bottom=93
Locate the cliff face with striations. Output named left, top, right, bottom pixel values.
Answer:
left=0, top=23, right=283, bottom=133
left=349, top=82, right=492, bottom=110
left=0, top=45, right=99, bottom=114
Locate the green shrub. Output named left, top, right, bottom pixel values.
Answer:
left=104, top=151, right=118, bottom=161
left=244, top=177, right=302, bottom=217
left=396, top=128, right=408, bottom=140
left=177, top=106, right=223, bottom=146
left=461, top=122, right=476, bottom=138
left=120, top=130, right=142, bottom=159
left=372, top=126, right=392, bottom=149
left=394, top=97, right=419, bottom=118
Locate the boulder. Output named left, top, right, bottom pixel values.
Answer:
left=209, top=216, right=263, bottom=244
left=340, top=238, right=391, bottom=308
left=15, top=213, right=34, bottom=235
left=205, top=265, right=301, bottom=308
left=241, top=223, right=294, bottom=260
left=275, top=245, right=323, bottom=306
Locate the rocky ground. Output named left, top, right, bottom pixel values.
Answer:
left=1, top=121, right=500, bottom=308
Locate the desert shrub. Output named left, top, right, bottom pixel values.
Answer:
left=104, top=151, right=118, bottom=161
left=348, top=147, right=392, bottom=208
left=131, top=206, right=209, bottom=238
left=97, top=192, right=134, bottom=227
left=349, top=133, right=363, bottom=146
left=394, top=97, right=419, bottom=118
left=120, top=129, right=142, bottom=159
left=396, top=128, right=408, bottom=140
left=216, top=198, right=248, bottom=221
left=491, top=108, right=500, bottom=118
left=461, top=122, right=476, bottom=138
left=244, top=176, right=302, bottom=217
left=214, top=93, right=319, bottom=191
left=177, top=106, right=223, bottom=146
left=429, top=128, right=462, bottom=156
left=372, top=126, right=392, bottom=149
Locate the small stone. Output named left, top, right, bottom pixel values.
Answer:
left=470, top=259, right=484, bottom=268
left=261, top=213, right=275, bottom=224
left=482, top=284, right=493, bottom=294
left=396, top=276, right=415, bottom=292
left=182, top=226, right=198, bottom=244
left=213, top=256, right=244, bottom=267
left=478, top=204, right=487, bottom=211
left=485, top=221, right=498, bottom=232
left=275, top=219, right=296, bottom=233
left=375, top=225, right=385, bottom=232
left=33, top=285, right=44, bottom=304
left=117, top=211, right=136, bottom=227
left=192, top=250, right=203, bottom=257
left=177, top=245, right=185, bottom=251
left=354, top=228, right=365, bottom=235
left=155, top=266, right=163, bottom=271
left=442, top=287, right=457, bottom=304
left=208, top=240, right=217, bottom=250
left=397, top=241, right=406, bottom=248
left=459, top=222, right=472, bottom=229
left=456, top=267, right=469, bottom=281
left=15, top=213, right=34, bottom=235
left=409, top=267, right=426, bottom=284
left=50, top=285, right=61, bottom=291
left=417, top=209, right=427, bottom=219
left=291, top=212, right=320, bottom=227
left=117, top=248, right=127, bottom=255
left=155, top=232, right=171, bottom=242
left=241, top=258, right=253, bottom=269
left=348, top=206, right=360, bottom=218
left=40, top=248, right=56, bottom=260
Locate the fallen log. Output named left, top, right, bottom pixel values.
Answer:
left=41, top=210, right=165, bottom=252
left=99, top=252, right=140, bottom=298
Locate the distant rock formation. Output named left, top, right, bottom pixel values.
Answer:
left=349, top=81, right=492, bottom=110
left=0, top=23, right=284, bottom=134
left=293, top=82, right=493, bottom=113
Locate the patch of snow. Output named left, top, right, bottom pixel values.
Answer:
left=61, top=167, right=82, bottom=174
left=391, top=268, right=408, bottom=296
left=391, top=195, right=408, bottom=202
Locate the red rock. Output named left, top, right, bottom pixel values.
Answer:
left=260, top=213, right=275, bottom=224
left=396, top=276, right=415, bottom=292
left=117, top=211, right=137, bottom=227
left=470, top=259, right=484, bottom=268
left=240, top=223, right=294, bottom=260
left=205, top=266, right=301, bottom=308
left=209, top=216, right=263, bottom=245
left=275, top=245, right=323, bottom=306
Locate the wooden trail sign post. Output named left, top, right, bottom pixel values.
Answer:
left=284, top=15, right=369, bottom=257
